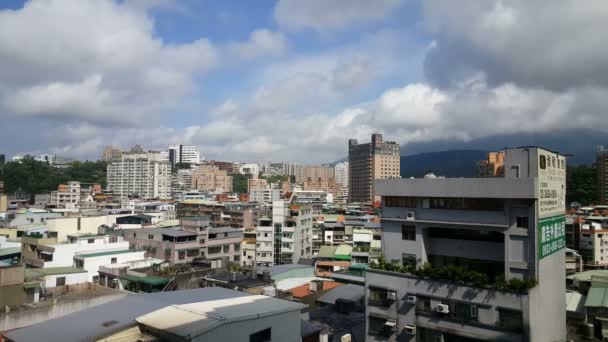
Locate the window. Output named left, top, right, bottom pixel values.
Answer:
left=209, top=233, right=217, bottom=239
left=186, top=249, right=199, bottom=257
left=402, top=225, right=416, bottom=240
left=402, top=253, right=416, bottom=267
left=368, top=287, right=390, bottom=306
left=178, top=251, right=186, bottom=260
left=368, top=316, right=392, bottom=337
left=208, top=246, right=221, bottom=254
left=56, top=276, right=66, bottom=287
left=223, top=244, right=230, bottom=253
left=416, top=296, right=431, bottom=314
left=92, top=275, right=99, bottom=283
left=249, top=328, right=271, bottom=342
left=498, top=308, right=523, bottom=331
left=516, top=216, right=529, bottom=229
left=384, top=196, right=417, bottom=208
left=199, top=238, right=205, bottom=244
left=88, top=239, right=95, bottom=244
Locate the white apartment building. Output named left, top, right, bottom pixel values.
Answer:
left=239, top=163, right=260, bottom=176
left=256, top=217, right=274, bottom=267
left=22, top=234, right=130, bottom=268
left=168, top=145, right=201, bottom=166
left=580, top=221, right=608, bottom=267
left=272, top=200, right=314, bottom=265
left=107, top=152, right=171, bottom=199
left=74, top=248, right=146, bottom=282
left=334, top=162, right=349, bottom=187
left=48, top=181, right=81, bottom=209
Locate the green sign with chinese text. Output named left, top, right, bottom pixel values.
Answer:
left=538, top=214, right=566, bottom=259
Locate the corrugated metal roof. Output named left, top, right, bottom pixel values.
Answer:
left=4, top=288, right=252, bottom=342
left=317, top=246, right=338, bottom=258
left=76, top=249, right=142, bottom=259
left=316, top=284, right=365, bottom=305
left=566, top=291, right=586, bottom=313
left=335, top=245, right=352, bottom=259
left=136, top=295, right=305, bottom=339
left=25, top=267, right=87, bottom=281
left=585, top=278, right=608, bottom=308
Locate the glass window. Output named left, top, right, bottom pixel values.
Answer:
left=498, top=309, right=523, bottom=331
left=516, top=216, right=529, bottom=229
left=56, top=276, right=66, bottom=287
left=402, top=225, right=416, bottom=240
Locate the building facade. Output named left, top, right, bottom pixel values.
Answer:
left=477, top=151, right=506, bottom=177
left=191, top=165, right=233, bottom=193
left=168, top=145, right=201, bottom=168
left=294, top=165, right=335, bottom=184
left=107, top=152, right=171, bottom=199
left=100, top=146, right=122, bottom=161
left=349, top=133, right=400, bottom=204
left=272, top=200, right=314, bottom=265
left=365, top=147, right=566, bottom=342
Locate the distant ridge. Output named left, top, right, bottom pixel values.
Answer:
left=400, top=150, right=487, bottom=178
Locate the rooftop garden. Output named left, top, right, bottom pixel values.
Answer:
left=370, top=257, right=537, bottom=294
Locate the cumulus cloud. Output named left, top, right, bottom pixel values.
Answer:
left=227, top=29, right=287, bottom=60
left=423, top=0, right=608, bottom=90
left=274, top=0, right=403, bottom=32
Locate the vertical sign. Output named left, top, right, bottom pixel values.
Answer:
left=537, top=150, right=566, bottom=259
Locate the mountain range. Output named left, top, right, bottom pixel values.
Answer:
left=335, top=129, right=607, bottom=177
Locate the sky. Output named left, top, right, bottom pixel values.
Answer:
left=1, top=0, right=607, bottom=163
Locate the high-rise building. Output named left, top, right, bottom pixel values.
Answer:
left=107, top=152, right=171, bottom=199
left=168, top=145, right=201, bottom=168
left=598, top=147, right=608, bottom=204
left=294, top=165, right=334, bottom=184
left=477, top=151, right=505, bottom=177
left=366, top=147, right=566, bottom=341
left=191, top=165, right=233, bottom=193
left=348, top=133, right=400, bottom=203
left=334, top=162, right=349, bottom=188
left=271, top=199, right=315, bottom=265
left=100, top=146, right=122, bottom=161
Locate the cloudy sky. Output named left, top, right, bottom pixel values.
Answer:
left=1, top=0, right=607, bottom=163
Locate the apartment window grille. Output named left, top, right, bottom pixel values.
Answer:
left=402, top=225, right=416, bottom=240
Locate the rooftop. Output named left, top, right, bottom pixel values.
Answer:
left=256, top=263, right=313, bottom=277
left=567, top=270, right=608, bottom=282
left=208, top=226, right=243, bottom=234
left=136, top=295, right=305, bottom=339
left=316, top=284, right=365, bottom=305
left=290, top=281, right=343, bottom=299
left=4, top=288, right=250, bottom=342
left=25, top=267, right=87, bottom=281
left=76, top=249, right=141, bottom=259
left=126, top=228, right=197, bottom=237
left=583, top=277, right=608, bottom=308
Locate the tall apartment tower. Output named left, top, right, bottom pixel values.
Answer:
left=348, top=133, right=400, bottom=203
left=107, top=152, right=171, bottom=199
left=366, top=147, right=566, bottom=342
left=598, top=147, right=608, bottom=204
left=168, top=145, right=201, bottom=168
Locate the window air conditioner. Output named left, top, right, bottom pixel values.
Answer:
left=404, top=324, right=416, bottom=335
left=436, top=304, right=450, bottom=314
left=406, top=295, right=417, bottom=304
left=406, top=211, right=415, bottom=220
left=386, top=290, right=397, bottom=301
left=384, top=320, right=397, bottom=330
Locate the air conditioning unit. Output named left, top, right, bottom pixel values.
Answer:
left=436, top=304, right=450, bottom=314
left=406, top=295, right=417, bottom=304
left=386, top=290, right=397, bottom=301
left=406, top=211, right=415, bottom=220
left=404, top=324, right=416, bottom=335
left=384, top=320, right=397, bottom=330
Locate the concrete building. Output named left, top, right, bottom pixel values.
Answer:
left=168, top=144, right=201, bottom=168
left=191, top=164, right=233, bottom=193
left=224, top=202, right=259, bottom=229
left=349, top=133, right=400, bottom=204
left=176, top=200, right=225, bottom=226
left=248, top=177, right=268, bottom=194
left=8, top=211, right=63, bottom=227
left=241, top=228, right=257, bottom=267
left=101, top=145, right=122, bottom=161
left=477, top=151, right=506, bottom=177
left=303, top=177, right=339, bottom=198
left=256, top=217, right=274, bottom=267
left=239, top=163, right=260, bottom=176
left=22, top=234, right=130, bottom=268
left=598, top=147, right=608, bottom=204
left=294, top=165, right=335, bottom=184
left=365, top=147, right=566, bottom=342
left=335, top=162, right=349, bottom=188
left=107, top=152, right=171, bottom=199
left=48, top=181, right=82, bottom=209
left=272, top=199, right=314, bottom=265
left=206, top=226, right=243, bottom=267
left=46, top=213, right=130, bottom=242
left=578, top=220, right=608, bottom=267
left=120, top=228, right=199, bottom=264
left=74, top=249, right=146, bottom=282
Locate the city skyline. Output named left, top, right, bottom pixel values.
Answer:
left=1, top=1, right=607, bottom=163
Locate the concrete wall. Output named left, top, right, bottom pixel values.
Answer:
left=43, top=272, right=88, bottom=288
left=366, top=269, right=526, bottom=342
left=44, top=241, right=130, bottom=268
left=194, top=310, right=302, bottom=342
left=9, top=212, right=63, bottom=227
left=47, top=215, right=129, bottom=242
left=0, top=285, right=126, bottom=332
left=79, top=251, right=146, bottom=281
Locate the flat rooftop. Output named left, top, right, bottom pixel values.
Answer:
left=76, top=249, right=141, bottom=259
left=136, top=295, right=305, bottom=339
left=126, top=228, right=197, bottom=237
left=375, top=177, right=538, bottom=199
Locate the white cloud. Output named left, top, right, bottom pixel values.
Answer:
left=227, top=29, right=287, bottom=60
left=274, top=0, right=403, bottom=32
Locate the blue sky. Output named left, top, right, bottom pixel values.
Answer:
left=0, top=1, right=606, bottom=162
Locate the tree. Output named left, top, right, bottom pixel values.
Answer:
left=262, top=175, right=288, bottom=184
left=566, top=164, right=598, bottom=205
left=232, top=174, right=249, bottom=193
